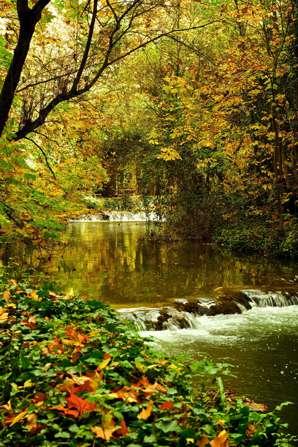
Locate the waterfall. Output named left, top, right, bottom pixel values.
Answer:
left=70, top=211, right=163, bottom=223
left=242, top=289, right=298, bottom=307
left=119, top=289, right=298, bottom=332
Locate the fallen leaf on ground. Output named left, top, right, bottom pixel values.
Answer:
left=2, top=291, right=11, bottom=301
left=197, top=437, right=209, bottom=447
left=92, top=413, right=117, bottom=441
left=210, top=430, right=229, bottom=447
left=159, top=401, right=174, bottom=410
left=138, top=400, right=153, bottom=420
left=5, top=410, right=28, bottom=426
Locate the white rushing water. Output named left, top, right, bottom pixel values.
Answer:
left=140, top=305, right=298, bottom=345
left=70, top=211, right=163, bottom=222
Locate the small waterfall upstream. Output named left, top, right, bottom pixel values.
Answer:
left=70, top=211, right=163, bottom=222
left=119, top=289, right=298, bottom=331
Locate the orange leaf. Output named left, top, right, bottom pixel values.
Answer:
left=138, top=400, right=153, bottom=420
left=197, top=437, right=209, bottom=447
left=52, top=394, right=96, bottom=418
left=114, top=387, right=139, bottom=403
left=67, top=393, right=97, bottom=416
left=159, top=401, right=174, bottom=410
left=210, top=430, right=229, bottom=447
left=134, top=376, right=167, bottom=396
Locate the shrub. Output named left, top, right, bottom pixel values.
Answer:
left=0, top=279, right=295, bottom=446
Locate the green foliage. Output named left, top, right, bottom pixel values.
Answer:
left=215, top=218, right=298, bottom=259
left=0, top=278, right=295, bottom=446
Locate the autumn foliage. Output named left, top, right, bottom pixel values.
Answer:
left=0, top=279, right=295, bottom=446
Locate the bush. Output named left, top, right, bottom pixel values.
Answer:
left=0, top=279, right=295, bottom=446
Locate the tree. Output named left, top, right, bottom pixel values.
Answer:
left=0, top=0, right=216, bottom=141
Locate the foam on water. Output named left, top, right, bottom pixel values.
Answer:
left=70, top=211, right=163, bottom=222
left=140, top=305, right=298, bottom=345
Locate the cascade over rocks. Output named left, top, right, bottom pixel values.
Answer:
left=120, top=288, right=298, bottom=331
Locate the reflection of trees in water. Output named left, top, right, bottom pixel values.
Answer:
left=1, top=223, right=297, bottom=304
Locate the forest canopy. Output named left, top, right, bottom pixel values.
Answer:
left=0, top=0, right=297, bottom=256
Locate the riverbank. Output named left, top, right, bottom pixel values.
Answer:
left=0, top=278, right=296, bottom=446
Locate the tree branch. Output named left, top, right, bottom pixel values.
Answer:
left=13, top=20, right=219, bottom=140
left=71, top=0, right=98, bottom=92
left=24, top=136, right=57, bottom=180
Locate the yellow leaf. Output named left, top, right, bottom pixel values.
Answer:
left=98, top=354, right=112, bottom=370
left=92, top=426, right=105, bottom=439
left=92, top=413, right=117, bottom=441
left=138, top=400, right=153, bottom=420
left=157, top=147, right=182, bottom=161
left=29, top=291, right=40, bottom=301
left=2, top=291, right=11, bottom=302
left=10, top=410, right=28, bottom=426
left=0, top=309, right=9, bottom=323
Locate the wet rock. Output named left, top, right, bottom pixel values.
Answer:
left=214, top=287, right=252, bottom=311
left=209, top=301, right=242, bottom=315
left=156, top=307, right=191, bottom=330
left=174, top=299, right=214, bottom=315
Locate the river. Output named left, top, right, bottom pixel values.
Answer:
left=1, top=221, right=298, bottom=435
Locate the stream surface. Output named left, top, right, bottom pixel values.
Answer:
left=1, top=221, right=298, bottom=435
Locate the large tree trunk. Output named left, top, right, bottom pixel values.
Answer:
left=0, top=1, right=50, bottom=138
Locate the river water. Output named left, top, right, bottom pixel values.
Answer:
left=1, top=221, right=298, bottom=434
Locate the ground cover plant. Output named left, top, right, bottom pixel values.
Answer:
left=0, top=278, right=296, bottom=447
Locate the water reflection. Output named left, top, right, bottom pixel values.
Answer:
left=1, top=222, right=297, bottom=307
left=1, top=222, right=298, bottom=435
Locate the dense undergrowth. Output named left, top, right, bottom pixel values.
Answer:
left=0, top=279, right=296, bottom=447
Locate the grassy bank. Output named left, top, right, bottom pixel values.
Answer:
left=0, top=279, right=296, bottom=446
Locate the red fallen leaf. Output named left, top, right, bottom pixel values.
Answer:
left=59, top=377, right=95, bottom=395
left=52, top=393, right=97, bottom=418
left=134, top=376, right=150, bottom=387
left=67, top=393, right=97, bottom=415
left=117, top=419, right=129, bottom=436
left=159, top=401, right=174, bottom=410
left=32, top=392, right=46, bottom=404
